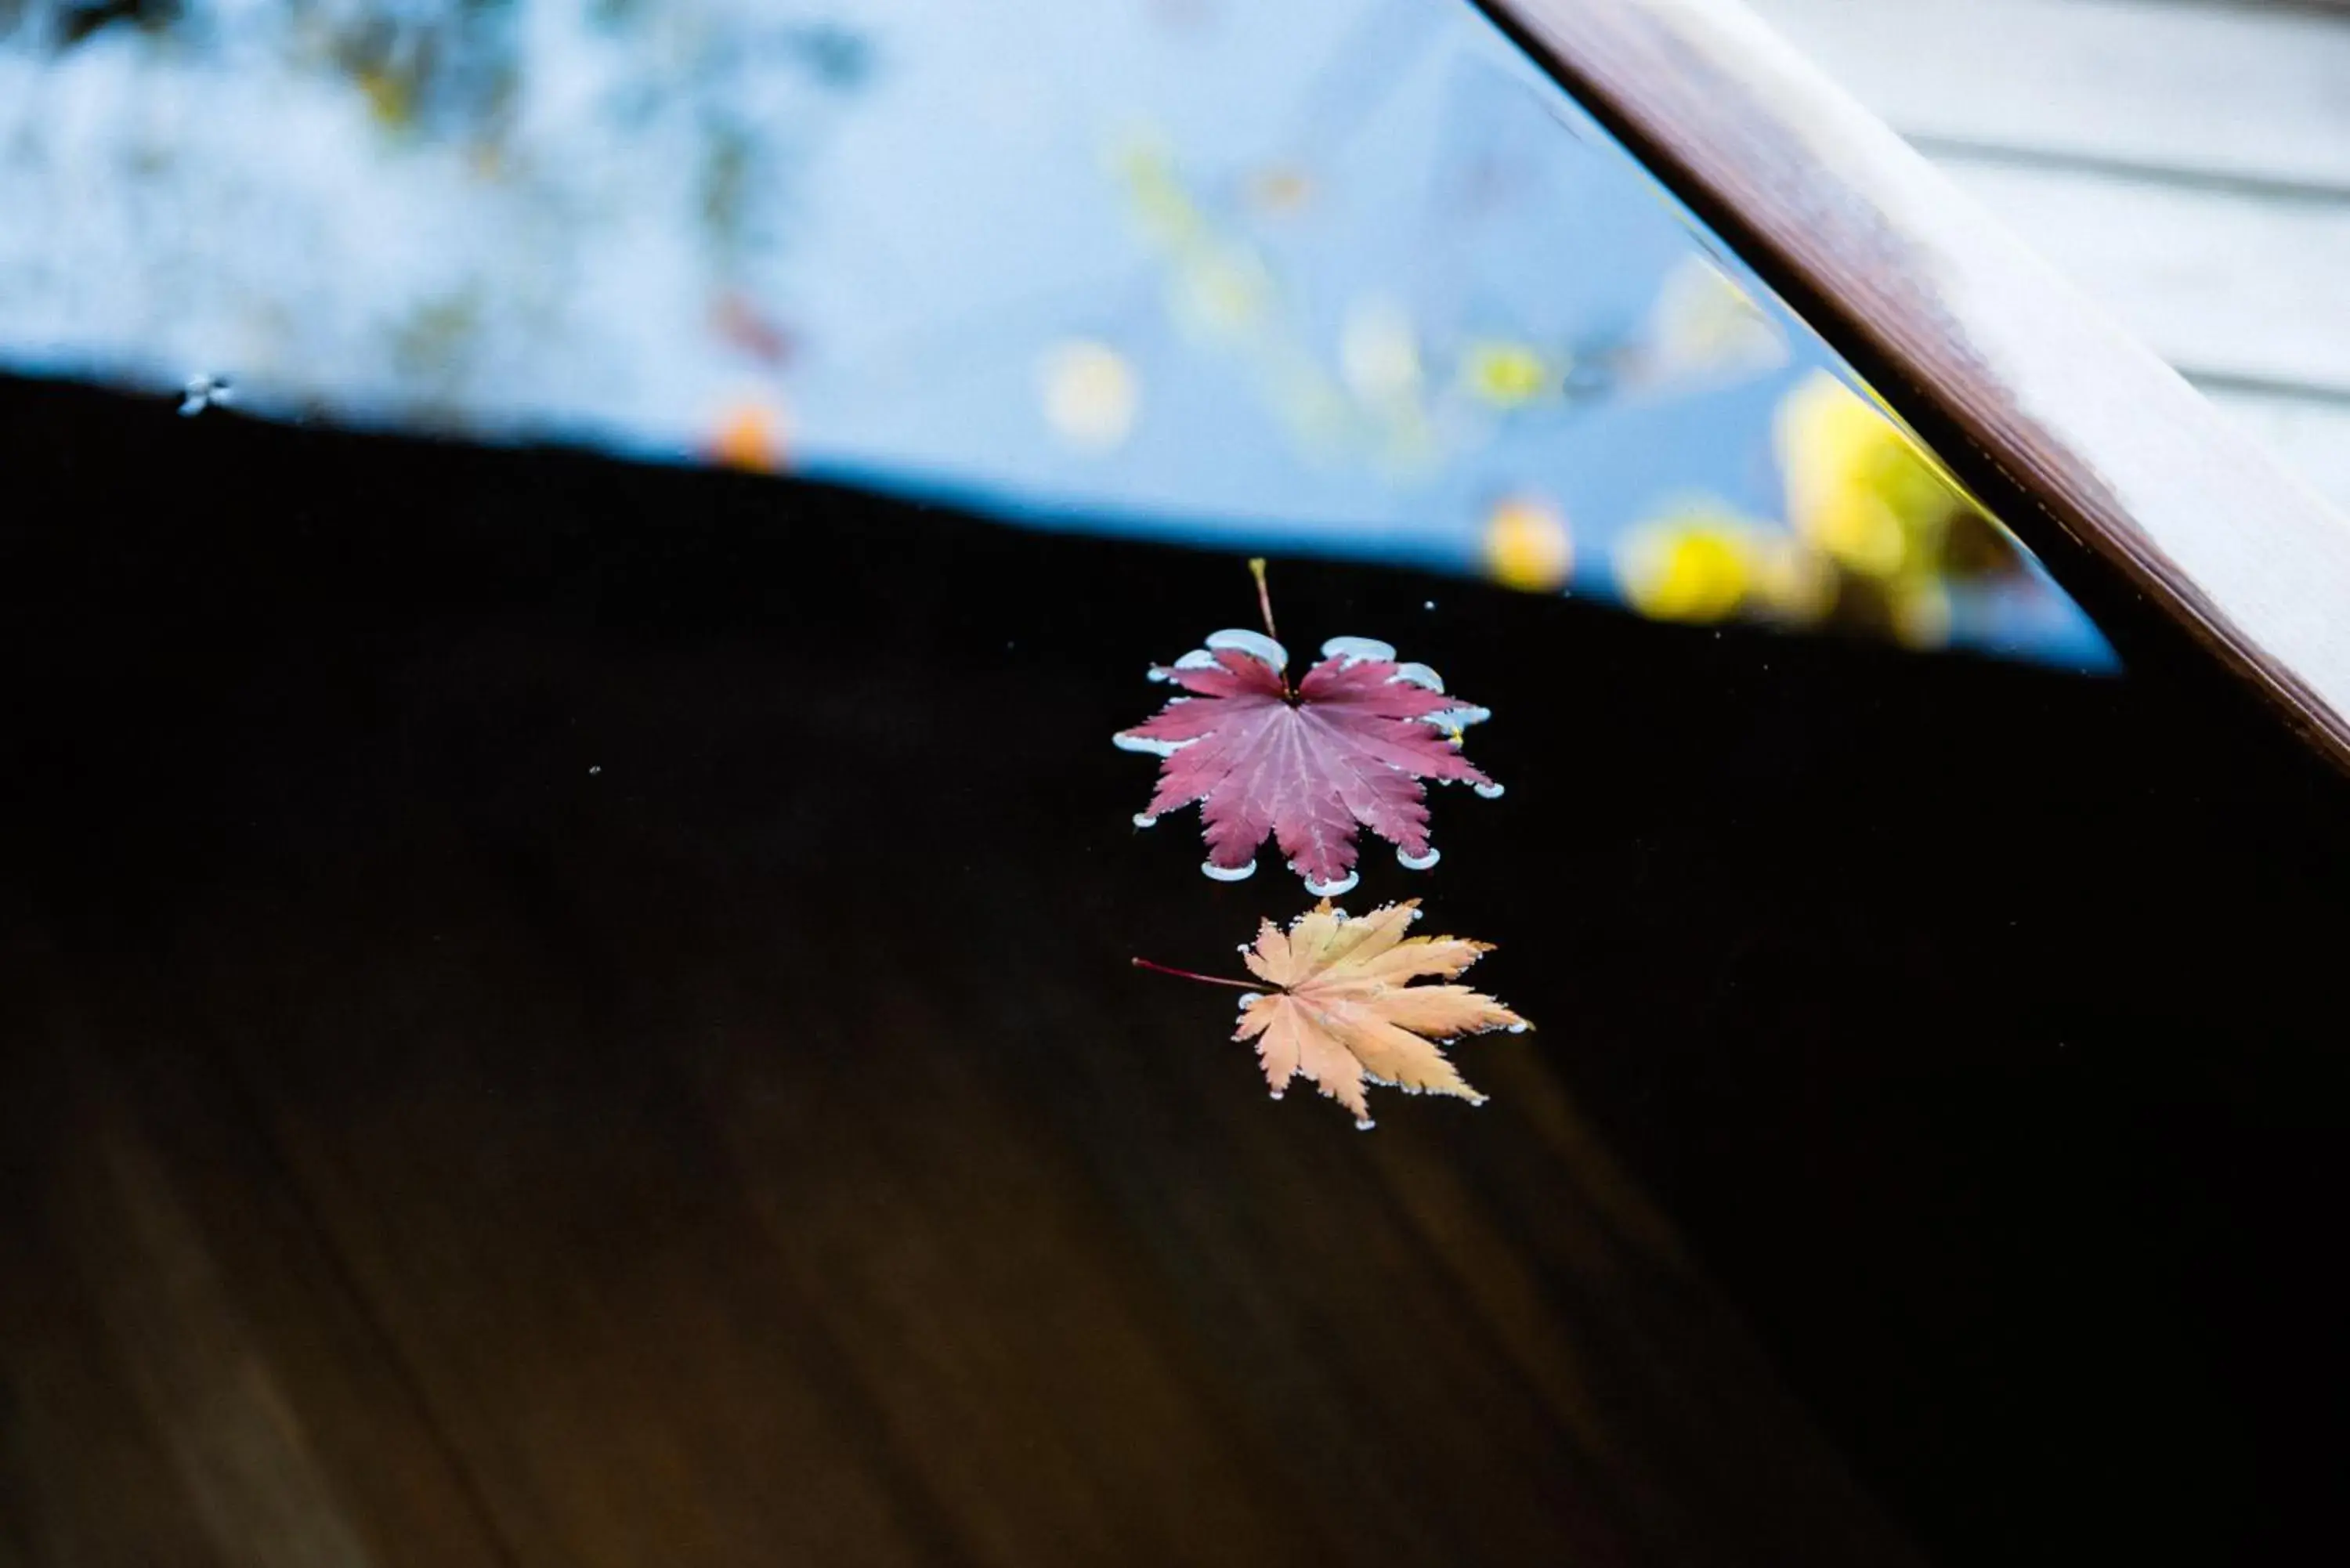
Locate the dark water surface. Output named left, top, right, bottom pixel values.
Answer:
left=2, top=375, right=2345, bottom=1567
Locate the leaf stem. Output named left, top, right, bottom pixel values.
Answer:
left=1131, top=956, right=1260, bottom=991
left=1248, top=557, right=1278, bottom=641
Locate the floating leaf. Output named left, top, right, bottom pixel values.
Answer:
left=1137, top=899, right=1529, bottom=1129
left=1117, top=629, right=1500, bottom=895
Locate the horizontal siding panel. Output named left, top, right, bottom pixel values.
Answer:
left=1750, top=0, right=2350, bottom=191
left=2204, top=382, right=2350, bottom=513
left=1941, top=157, right=2350, bottom=393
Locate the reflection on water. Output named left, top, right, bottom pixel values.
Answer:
left=0, top=0, right=2106, bottom=663
left=4, top=364, right=2339, bottom=1565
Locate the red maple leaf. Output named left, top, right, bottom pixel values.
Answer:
left=1116, top=630, right=1503, bottom=894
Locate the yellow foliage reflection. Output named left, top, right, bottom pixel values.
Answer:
left=1460, top=340, right=1555, bottom=409
left=1618, top=371, right=2026, bottom=649
left=1615, top=504, right=1831, bottom=626
left=1483, top=495, right=1574, bottom=594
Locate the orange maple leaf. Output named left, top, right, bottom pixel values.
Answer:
left=1137, top=900, right=1529, bottom=1129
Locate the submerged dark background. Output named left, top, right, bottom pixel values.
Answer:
left=2, top=374, right=2343, bottom=1566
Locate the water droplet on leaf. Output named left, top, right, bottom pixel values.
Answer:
left=1203, top=628, right=1288, bottom=671
left=1113, top=732, right=1195, bottom=757
left=1386, top=662, right=1444, bottom=692
left=1320, top=635, right=1397, bottom=667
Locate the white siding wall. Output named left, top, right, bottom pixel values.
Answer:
left=1748, top=0, right=2350, bottom=509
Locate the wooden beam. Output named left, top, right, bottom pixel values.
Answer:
left=1485, top=0, right=2350, bottom=769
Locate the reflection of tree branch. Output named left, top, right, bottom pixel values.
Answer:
left=1617, top=371, right=2037, bottom=649
left=1115, top=143, right=1793, bottom=482
left=1268, top=0, right=1444, bottom=172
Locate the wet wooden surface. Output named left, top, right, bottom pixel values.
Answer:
left=3, top=381, right=2346, bottom=1565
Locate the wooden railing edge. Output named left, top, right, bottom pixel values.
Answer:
left=1486, top=0, right=2350, bottom=770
